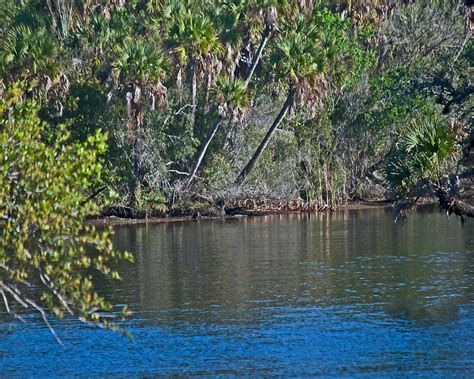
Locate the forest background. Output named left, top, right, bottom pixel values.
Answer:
left=1, top=0, right=472, bottom=218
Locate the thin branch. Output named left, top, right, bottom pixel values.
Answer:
left=175, top=103, right=196, bottom=115
left=39, top=272, right=74, bottom=316
left=168, top=169, right=190, bottom=176
left=1, top=290, right=26, bottom=323
left=24, top=297, right=62, bottom=345
left=1, top=284, right=29, bottom=308
left=1, top=289, right=10, bottom=314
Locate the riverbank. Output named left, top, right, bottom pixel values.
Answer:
left=87, top=199, right=399, bottom=226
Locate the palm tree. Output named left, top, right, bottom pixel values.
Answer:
left=184, top=0, right=291, bottom=186
left=219, top=0, right=288, bottom=84
left=187, top=76, right=250, bottom=184
left=384, top=114, right=474, bottom=221
left=243, top=1, right=283, bottom=86
left=234, top=6, right=358, bottom=186
left=111, top=38, right=168, bottom=204
left=169, top=11, right=222, bottom=127
left=2, top=25, right=59, bottom=83
left=384, top=115, right=459, bottom=195
left=1, top=24, right=72, bottom=116
left=234, top=20, right=327, bottom=186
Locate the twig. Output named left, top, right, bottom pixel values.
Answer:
left=168, top=169, right=190, bottom=176
left=39, top=272, right=74, bottom=316
left=24, top=297, right=63, bottom=345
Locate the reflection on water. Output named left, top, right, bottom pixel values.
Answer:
left=1, top=206, right=474, bottom=376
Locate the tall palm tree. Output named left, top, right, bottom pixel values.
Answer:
left=111, top=38, right=168, bottom=204
left=185, top=0, right=288, bottom=186
left=234, top=7, right=357, bottom=186
left=242, top=1, right=283, bottom=86
left=169, top=11, right=222, bottom=127
left=234, top=20, right=327, bottom=186
left=219, top=0, right=287, bottom=83
left=187, top=76, right=250, bottom=184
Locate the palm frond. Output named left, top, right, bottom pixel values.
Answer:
left=111, top=39, right=168, bottom=86
left=384, top=114, right=459, bottom=195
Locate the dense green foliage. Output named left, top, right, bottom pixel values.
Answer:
left=385, top=114, right=459, bottom=196
left=1, top=0, right=470, bottom=212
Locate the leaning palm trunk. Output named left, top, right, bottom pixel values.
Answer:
left=234, top=91, right=293, bottom=186
left=186, top=27, right=271, bottom=186
left=187, top=116, right=223, bottom=184
left=128, top=86, right=145, bottom=206
left=244, top=26, right=271, bottom=87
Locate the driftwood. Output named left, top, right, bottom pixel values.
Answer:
left=435, top=186, right=474, bottom=222
left=99, top=205, right=166, bottom=219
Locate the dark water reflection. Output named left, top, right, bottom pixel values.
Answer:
left=1, top=206, right=474, bottom=376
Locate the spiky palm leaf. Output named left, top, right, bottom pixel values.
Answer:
left=269, top=19, right=326, bottom=112
left=2, top=25, right=58, bottom=77
left=212, top=75, right=250, bottom=119
left=169, top=11, right=222, bottom=67
left=273, top=26, right=323, bottom=83
left=213, top=76, right=250, bottom=108
left=385, top=115, right=459, bottom=195
left=112, top=39, right=168, bottom=87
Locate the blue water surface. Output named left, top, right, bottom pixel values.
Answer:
left=1, top=207, right=474, bottom=377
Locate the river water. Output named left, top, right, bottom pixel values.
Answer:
left=1, top=206, right=474, bottom=376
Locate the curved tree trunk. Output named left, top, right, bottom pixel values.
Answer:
left=187, top=116, right=223, bottom=185
left=234, top=91, right=293, bottom=186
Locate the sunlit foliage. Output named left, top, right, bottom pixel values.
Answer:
left=0, top=83, right=132, bottom=342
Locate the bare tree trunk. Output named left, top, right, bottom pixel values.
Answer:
left=46, top=0, right=71, bottom=39
left=190, top=61, right=197, bottom=127
left=187, top=117, right=223, bottom=185
left=186, top=31, right=270, bottom=185
left=244, top=27, right=271, bottom=87
left=204, top=72, right=212, bottom=114
left=131, top=129, right=141, bottom=206
left=129, top=87, right=143, bottom=206
left=234, top=91, right=293, bottom=186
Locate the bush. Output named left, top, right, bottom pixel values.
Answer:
left=0, top=83, right=132, bottom=342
